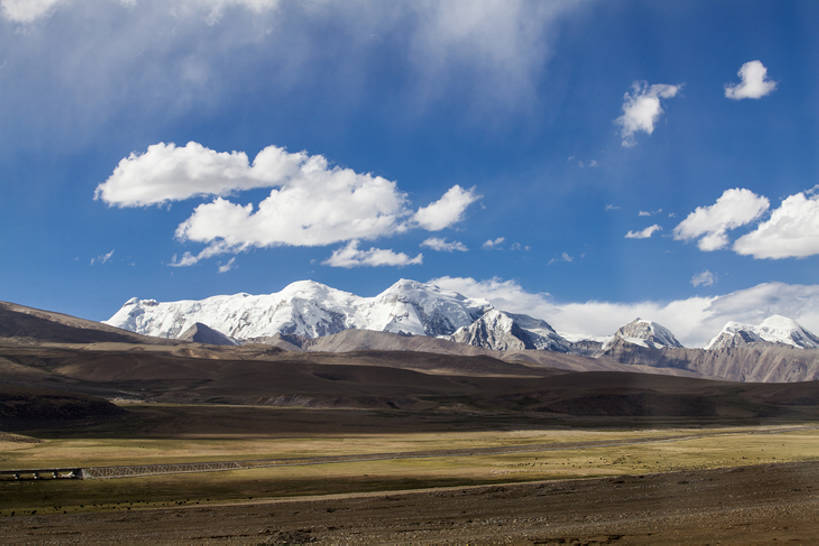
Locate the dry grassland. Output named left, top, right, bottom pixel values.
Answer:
left=2, top=426, right=816, bottom=515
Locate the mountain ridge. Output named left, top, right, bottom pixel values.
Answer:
left=106, top=280, right=819, bottom=358
left=106, top=279, right=570, bottom=351
left=706, top=315, right=819, bottom=350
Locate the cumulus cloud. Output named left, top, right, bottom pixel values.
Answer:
left=413, top=185, right=480, bottom=231
left=95, top=142, right=310, bottom=207
left=725, top=60, right=777, bottom=100
left=323, top=240, right=422, bottom=268
left=431, top=276, right=819, bottom=347
left=616, top=82, right=681, bottom=146
left=96, top=142, right=479, bottom=264
left=624, top=224, right=662, bottom=239
left=733, top=188, right=819, bottom=259
left=691, top=270, right=715, bottom=288
left=673, top=188, right=770, bottom=251
left=604, top=204, right=620, bottom=211
left=90, top=248, right=115, bottom=265
left=482, top=237, right=505, bottom=249
left=420, top=237, right=468, bottom=252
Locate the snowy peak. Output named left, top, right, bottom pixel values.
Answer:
left=106, top=290, right=352, bottom=340
left=106, top=279, right=491, bottom=343
left=705, top=321, right=762, bottom=350
left=451, top=309, right=570, bottom=352
left=707, top=315, right=819, bottom=350
left=363, top=279, right=490, bottom=337
left=603, top=318, right=683, bottom=350
left=757, top=315, right=819, bottom=348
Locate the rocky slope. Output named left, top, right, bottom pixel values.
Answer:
left=178, top=322, right=237, bottom=346
left=602, top=318, right=683, bottom=352
left=597, top=343, right=819, bottom=383
left=451, top=310, right=569, bottom=352
left=0, top=301, right=167, bottom=345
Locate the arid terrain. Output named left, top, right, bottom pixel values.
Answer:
left=1, top=301, right=818, bottom=543
left=4, top=461, right=818, bottom=544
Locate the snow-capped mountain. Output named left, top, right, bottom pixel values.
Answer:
left=107, top=280, right=361, bottom=340
left=602, top=318, right=683, bottom=351
left=450, top=309, right=570, bottom=352
left=705, top=321, right=763, bottom=350
left=359, top=279, right=490, bottom=336
left=106, top=279, right=500, bottom=343
left=706, top=315, right=819, bottom=350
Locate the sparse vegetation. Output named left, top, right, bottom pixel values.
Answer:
left=1, top=415, right=816, bottom=515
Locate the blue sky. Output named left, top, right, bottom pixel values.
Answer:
left=1, top=0, right=817, bottom=343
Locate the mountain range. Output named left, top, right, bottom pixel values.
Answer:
left=2, top=285, right=818, bottom=383
left=107, top=279, right=819, bottom=354
left=705, top=315, right=819, bottom=350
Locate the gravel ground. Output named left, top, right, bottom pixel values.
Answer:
left=2, top=461, right=818, bottom=544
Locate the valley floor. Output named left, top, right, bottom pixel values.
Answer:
left=2, top=461, right=818, bottom=544
left=1, top=405, right=818, bottom=543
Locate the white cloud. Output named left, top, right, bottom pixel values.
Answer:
left=97, top=141, right=480, bottom=264
left=733, top=188, right=819, bottom=259
left=217, top=256, right=237, bottom=273
left=90, top=248, right=115, bottom=265
left=95, top=142, right=310, bottom=207
left=196, top=0, right=281, bottom=24
left=1, top=0, right=280, bottom=24
left=616, top=81, right=681, bottom=146
left=168, top=237, right=249, bottom=267
left=673, top=188, right=770, bottom=251
left=548, top=252, right=573, bottom=265
left=482, top=236, right=505, bottom=249
left=725, top=60, right=777, bottom=100
left=604, top=204, right=620, bottom=211
left=323, top=240, right=422, bottom=268
left=412, top=185, right=480, bottom=231
left=691, top=270, right=715, bottom=288
left=2, top=1, right=582, bottom=153
left=169, top=253, right=198, bottom=267
left=405, top=0, right=579, bottom=108
left=431, top=276, right=819, bottom=347
left=420, top=237, right=468, bottom=252
left=638, top=208, right=662, bottom=217
left=569, top=156, right=598, bottom=168
left=624, top=224, right=662, bottom=239
left=0, top=0, right=64, bottom=23
left=509, top=242, right=531, bottom=251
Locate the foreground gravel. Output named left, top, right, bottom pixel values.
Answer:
left=3, top=461, right=818, bottom=544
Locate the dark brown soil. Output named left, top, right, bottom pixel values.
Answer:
left=2, top=461, right=817, bottom=544
left=2, top=341, right=818, bottom=425
left=0, top=387, right=125, bottom=430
